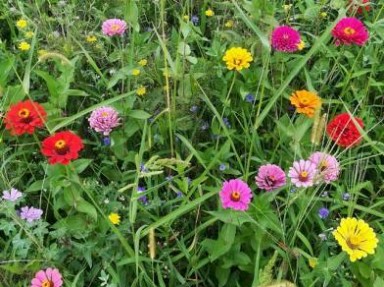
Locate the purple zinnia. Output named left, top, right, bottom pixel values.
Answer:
left=288, top=160, right=317, bottom=187
left=318, top=207, right=330, bottom=219
left=309, top=152, right=340, bottom=184
left=20, top=206, right=43, bottom=222
left=88, top=106, right=120, bottom=136
left=255, top=164, right=286, bottom=191
left=2, top=188, right=22, bottom=202
left=102, top=19, right=127, bottom=37
left=271, top=25, right=302, bottom=52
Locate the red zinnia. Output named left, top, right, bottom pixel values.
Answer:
left=41, top=131, right=84, bottom=165
left=326, top=113, right=364, bottom=148
left=4, top=100, right=47, bottom=135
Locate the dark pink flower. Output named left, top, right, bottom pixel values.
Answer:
left=219, top=179, right=253, bottom=211
left=255, top=164, right=286, bottom=191
left=271, top=25, right=302, bottom=52
left=332, top=17, right=369, bottom=46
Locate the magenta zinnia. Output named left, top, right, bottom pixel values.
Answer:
left=102, top=19, right=127, bottom=36
left=271, top=25, right=302, bottom=52
left=332, top=17, right=369, bottom=46
left=309, top=152, right=340, bottom=183
left=288, top=160, right=317, bottom=188
left=88, top=106, right=121, bottom=136
left=255, top=164, right=286, bottom=191
left=31, top=268, right=63, bottom=287
left=219, top=179, right=253, bottom=211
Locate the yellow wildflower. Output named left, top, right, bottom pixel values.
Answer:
left=132, top=69, right=141, bottom=76
left=205, top=9, right=214, bottom=17
left=108, top=213, right=121, bottom=225
left=16, top=19, right=28, bottom=29
left=18, top=41, right=30, bottom=51
left=320, top=12, right=327, bottom=18
left=182, top=15, right=189, bottom=21
left=297, top=40, right=305, bottom=51
left=308, top=257, right=317, bottom=268
left=25, top=31, right=34, bottom=39
left=333, top=217, right=379, bottom=262
left=138, top=59, right=147, bottom=67
left=224, top=20, right=234, bottom=28
left=222, top=47, right=253, bottom=71
left=283, top=4, right=293, bottom=13
left=38, top=49, right=48, bottom=56
left=136, top=85, right=146, bottom=96
left=86, top=35, right=97, bottom=43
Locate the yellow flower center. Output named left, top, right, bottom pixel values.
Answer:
left=320, top=160, right=328, bottom=171
left=42, top=280, right=53, bottom=287
left=54, top=139, right=69, bottom=154
left=344, top=27, right=356, bottom=36
left=265, top=175, right=276, bottom=186
left=18, top=108, right=30, bottom=118
left=347, top=235, right=361, bottom=249
left=111, top=24, right=120, bottom=32
left=101, top=112, right=109, bottom=117
left=234, top=58, right=242, bottom=66
left=299, top=171, right=308, bottom=181
left=230, top=191, right=241, bottom=202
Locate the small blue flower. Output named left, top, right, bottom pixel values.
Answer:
left=191, top=15, right=199, bottom=25
left=222, top=117, right=231, bottom=128
left=200, top=121, right=209, bottom=130
left=245, top=94, right=255, bottom=103
left=342, top=192, right=350, bottom=201
left=318, top=207, right=329, bottom=219
left=219, top=163, right=227, bottom=171
left=138, top=186, right=148, bottom=204
left=103, top=137, right=111, bottom=146
left=190, top=105, right=199, bottom=113
left=176, top=191, right=183, bottom=198
left=186, top=177, right=192, bottom=185
left=140, top=163, right=148, bottom=173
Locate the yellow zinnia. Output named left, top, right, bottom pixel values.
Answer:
left=289, top=90, right=321, bottom=118
left=333, top=217, right=378, bottom=262
left=222, top=47, right=253, bottom=71
left=86, top=35, right=97, bottom=43
left=108, top=212, right=121, bottom=225
left=18, top=41, right=31, bottom=51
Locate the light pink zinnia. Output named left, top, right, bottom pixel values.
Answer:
left=219, top=179, right=253, bottom=211
left=255, top=164, right=286, bottom=191
left=102, top=19, right=127, bottom=37
left=31, top=268, right=63, bottom=287
left=20, top=206, right=43, bottom=222
left=88, top=106, right=121, bottom=136
left=271, top=25, right=301, bottom=52
left=331, top=17, right=369, bottom=46
left=309, top=152, right=340, bottom=183
left=288, top=160, right=317, bottom=188
left=2, top=188, right=22, bottom=202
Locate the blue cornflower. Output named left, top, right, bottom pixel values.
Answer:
left=245, top=94, right=255, bottom=103
left=318, top=207, right=330, bottom=219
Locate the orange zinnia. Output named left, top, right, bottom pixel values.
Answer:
left=4, top=100, right=47, bottom=135
left=289, top=90, right=321, bottom=118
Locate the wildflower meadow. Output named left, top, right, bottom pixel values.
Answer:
left=1, top=0, right=384, bottom=286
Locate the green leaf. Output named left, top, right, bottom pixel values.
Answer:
left=373, top=277, right=384, bottom=287
left=72, top=159, right=93, bottom=174
left=207, top=210, right=252, bottom=226
left=127, top=109, right=151, bottom=119
left=76, top=199, right=98, bottom=221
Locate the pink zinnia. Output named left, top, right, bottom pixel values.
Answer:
left=88, top=106, right=121, bottom=136
left=331, top=17, right=369, bottom=46
left=219, top=179, right=253, bottom=211
left=102, top=19, right=127, bottom=37
left=288, top=160, right=317, bottom=188
left=309, top=152, right=340, bottom=184
left=31, top=268, right=63, bottom=287
left=255, top=164, right=286, bottom=191
left=271, top=25, right=301, bottom=52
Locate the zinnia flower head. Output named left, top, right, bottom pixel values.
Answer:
left=331, top=17, right=369, bottom=46
left=20, top=206, right=43, bottom=222
left=288, top=160, right=317, bottom=187
left=333, top=217, right=378, bottom=262
left=2, top=188, right=22, bottom=202
left=222, top=47, right=253, bottom=71
left=326, top=113, right=364, bottom=148
left=255, top=164, right=286, bottom=191
left=88, top=106, right=120, bottom=136
left=348, top=0, right=371, bottom=14
left=41, top=131, right=84, bottom=165
left=309, top=152, right=340, bottom=183
left=102, top=19, right=127, bottom=36
left=290, top=90, right=321, bottom=118
left=31, top=267, right=63, bottom=287
left=271, top=25, right=302, bottom=52
left=4, top=100, right=47, bottom=136
left=219, top=179, right=253, bottom=211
